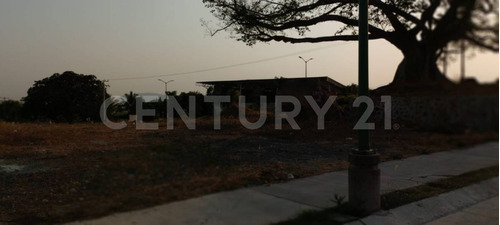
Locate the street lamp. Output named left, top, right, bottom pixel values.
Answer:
left=158, top=79, right=174, bottom=96
left=102, top=80, right=109, bottom=122
left=298, top=56, right=313, bottom=78
left=158, top=79, right=174, bottom=118
left=348, top=0, right=380, bottom=215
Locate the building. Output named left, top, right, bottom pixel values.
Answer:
left=198, top=76, right=345, bottom=107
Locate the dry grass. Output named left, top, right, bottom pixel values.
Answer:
left=0, top=121, right=497, bottom=224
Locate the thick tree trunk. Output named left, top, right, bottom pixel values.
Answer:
left=376, top=44, right=456, bottom=95
left=393, top=53, right=446, bottom=84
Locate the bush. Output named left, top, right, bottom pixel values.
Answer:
left=0, top=100, right=23, bottom=121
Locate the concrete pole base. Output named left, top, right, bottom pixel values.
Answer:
left=348, top=152, right=381, bottom=216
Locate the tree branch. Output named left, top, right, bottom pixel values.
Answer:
left=370, top=0, right=420, bottom=25
left=257, top=34, right=384, bottom=43
left=247, top=0, right=358, bottom=20
left=254, top=14, right=387, bottom=36
left=464, top=35, right=499, bottom=51
left=378, top=5, right=408, bottom=33
left=429, top=0, right=475, bottom=50
left=421, top=0, right=441, bottom=25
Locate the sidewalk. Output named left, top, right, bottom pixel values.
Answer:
left=426, top=196, right=498, bottom=225
left=69, top=142, right=499, bottom=225
left=346, top=177, right=498, bottom=225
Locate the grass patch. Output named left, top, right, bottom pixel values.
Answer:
left=273, top=166, right=498, bottom=225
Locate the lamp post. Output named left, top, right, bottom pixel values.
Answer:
left=298, top=56, right=313, bottom=78
left=158, top=79, right=174, bottom=118
left=460, top=40, right=466, bottom=82
left=348, top=0, right=380, bottom=215
left=158, top=79, right=174, bottom=96
left=102, top=80, right=109, bottom=122
left=442, top=45, right=462, bottom=80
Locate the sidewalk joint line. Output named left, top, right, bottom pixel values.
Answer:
left=251, top=190, right=322, bottom=209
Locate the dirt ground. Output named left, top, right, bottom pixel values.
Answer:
left=0, top=120, right=497, bottom=224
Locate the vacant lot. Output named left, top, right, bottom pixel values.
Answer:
left=0, top=120, right=497, bottom=224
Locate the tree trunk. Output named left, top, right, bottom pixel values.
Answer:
left=377, top=44, right=456, bottom=95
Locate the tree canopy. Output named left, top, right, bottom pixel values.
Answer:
left=124, top=91, right=139, bottom=115
left=0, top=100, right=23, bottom=122
left=23, top=71, right=107, bottom=122
left=203, top=0, right=499, bottom=90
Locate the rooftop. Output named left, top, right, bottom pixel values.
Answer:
left=197, top=76, right=345, bottom=88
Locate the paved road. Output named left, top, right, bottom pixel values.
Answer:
left=68, top=142, right=499, bottom=225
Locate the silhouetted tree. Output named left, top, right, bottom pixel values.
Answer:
left=203, top=0, right=498, bottom=91
left=341, top=84, right=359, bottom=96
left=124, top=91, right=139, bottom=115
left=106, top=97, right=129, bottom=120
left=23, top=71, right=107, bottom=122
left=177, top=91, right=213, bottom=117
left=0, top=100, right=23, bottom=122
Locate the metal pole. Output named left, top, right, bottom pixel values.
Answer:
left=158, top=79, right=174, bottom=118
left=443, top=46, right=462, bottom=80
left=348, top=0, right=380, bottom=215
left=460, top=40, right=466, bottom=82
left=443, top=46, right=448, bottom=77
left=306, top=62, right=307, bottom=78
left=358, top=0, right=369, bottom=152
left=298, top=56, right=313, bottom=78
left=158, top=79, right=174, bottom=95
left=102, top=80, right=109, bottom=122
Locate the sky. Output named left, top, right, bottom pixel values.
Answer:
left=0, top=0, right=498, bottom=100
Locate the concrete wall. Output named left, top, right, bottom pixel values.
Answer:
left=372, top=96, right=499, bottom=132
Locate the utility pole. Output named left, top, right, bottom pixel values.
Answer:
left=442, top=43, right=463, bottom=82
left=102, top=80, right=109, bottom=122
left=348, top=0, right=380, bottom=215
left=460, top=40, right=466, bottom=82
left=443, top=46, right=448, bottom=77
left=298, top=56, right=313, bottom=78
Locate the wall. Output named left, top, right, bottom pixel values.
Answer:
left=372, top=96, right=499, bottom=132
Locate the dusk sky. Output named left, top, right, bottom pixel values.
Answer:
left=0, top=0, right=498, bottom=100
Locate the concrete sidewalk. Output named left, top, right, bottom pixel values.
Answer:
left=69, top=142, right=499, bottom=225
left=346, top=177, right=498, bottom=225
left=426, top=196, right=498, bottom=225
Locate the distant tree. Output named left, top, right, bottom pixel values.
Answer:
left=0, top=100, right=23, bottom=122
left=124, top=91, right=139, bottom=115
left=203, top=0, right=499, bottom=91
left=341, top=84, right=359, bottom=96
left=177, top=91, right=212, bottom=117
left=23, top=71, right=108, bottom=122
left=106, top=97, right=129, bottom=120
left=165, top=91, right=178, bottom=96
left=206, top=86, right=215, bottom=96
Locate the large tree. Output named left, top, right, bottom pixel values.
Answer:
left=203, top=0, right=498, bottom=92
left=23, top=71, right=108, bottom=122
